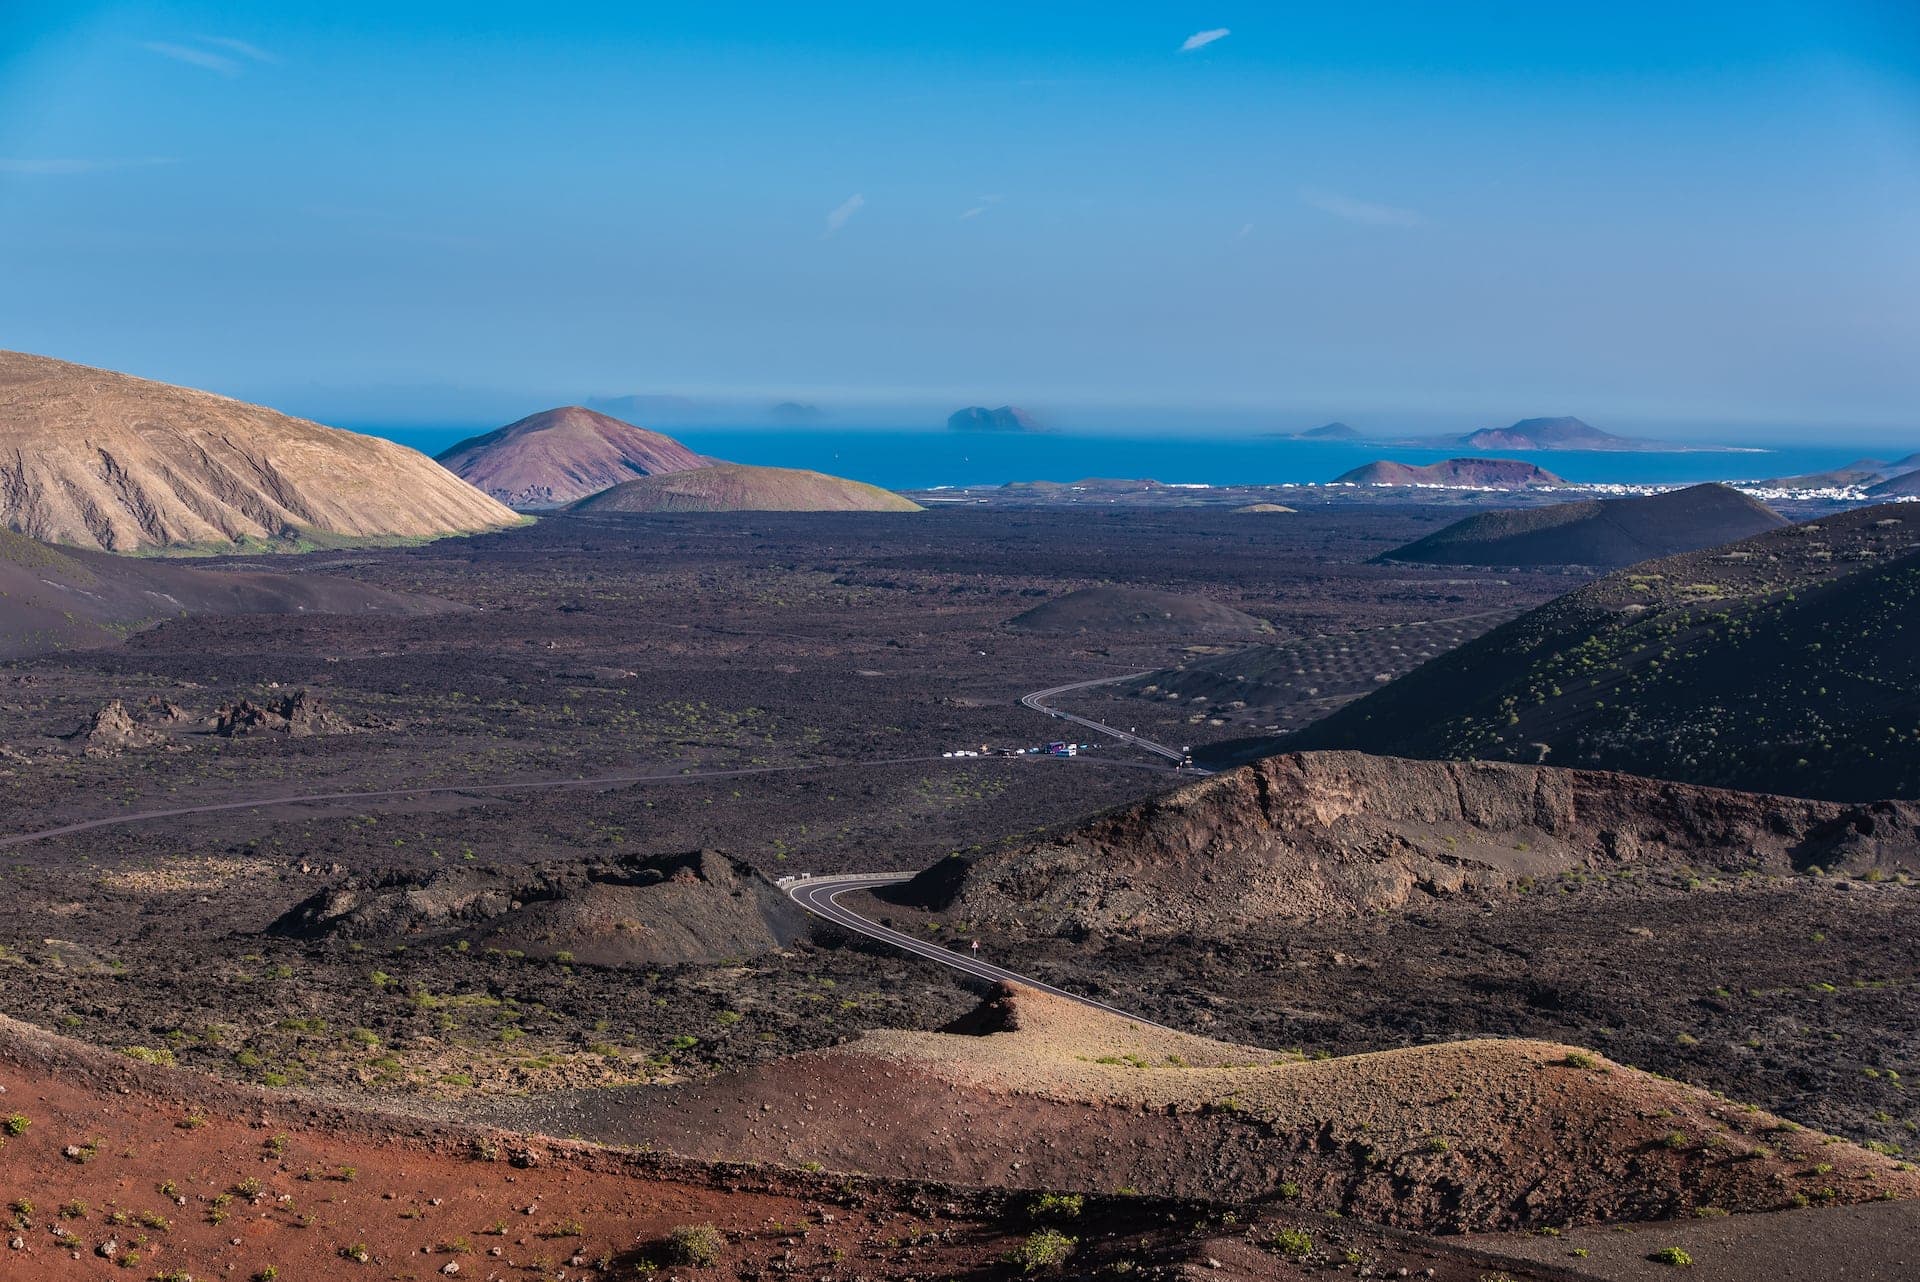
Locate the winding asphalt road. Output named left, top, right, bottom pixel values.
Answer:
left=1019, top=672, right=1205, bottom=770
left=786, top=872, right=1171, bottom=1030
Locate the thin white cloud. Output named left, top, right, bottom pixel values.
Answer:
left=823, top=193, right=865, bottom=236
left=1181, top=28, right=1231, bottom=52
left=1302, top=189, right=1425, bottom=227
left=1236, top=222, right=1254, bottom=238
left=143, top=40, right=241, bottom=74
left=197, top=36, right=279, bottom=65
left=959, top=193, right=1003, bottom=220
left=0, top=157, right=178, bottom=176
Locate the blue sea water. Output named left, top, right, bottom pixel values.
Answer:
left=368, top=425, right=1876, bottom=493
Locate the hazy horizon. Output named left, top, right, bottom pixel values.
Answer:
left=4, top=2, right=1918, bottom=443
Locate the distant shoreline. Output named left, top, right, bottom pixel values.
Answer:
left=365, top=424, right=1879, bottom=494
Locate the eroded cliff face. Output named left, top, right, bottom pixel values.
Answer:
left=919, top=751, right=1920, bottom=937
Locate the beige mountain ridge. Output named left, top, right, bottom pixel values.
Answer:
left=0, top=350, right=520, bottom=552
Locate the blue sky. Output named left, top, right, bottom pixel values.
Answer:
left=1, top=1, right=1917, bottom=441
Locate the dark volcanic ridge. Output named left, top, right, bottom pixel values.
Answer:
left=1334, top=457, right=1566, bottom=489
left=1377, top=482, right=1787, bottom=568
left=1762, top=452, right=1920, bottom=492
left=271, top=848, right=811, bottom=968
left=1867, top=469, right=1920, bottom=497
left=903, top=750, right=1920, bottom=939
left=1292, top=502, right=1920, bottom=801
left=0, top=526, right=458, bottom=659
left=1006, top=586, right=1272, bottom=635
left=435, top=405, right=714, bottom=508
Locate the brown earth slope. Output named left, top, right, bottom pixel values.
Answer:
left=906, top=750, right=1920, bottom=939
left=0, top=1011, right=1620, bottom=1282
left=0, top=350, right=520, bottom=551
left=570, top=463, right=922, bottom=513
left=1378, top=483, right=1786, bottom=568
left=0, top=526, right=455, bottom=658
left=0, top=1010, right=1237, bottom=1282
left=434, top=405, right=714, bottom=508
left=601, top=984, right=1920, bottom=1231
left=1291, top=503, right=1920, bottom=800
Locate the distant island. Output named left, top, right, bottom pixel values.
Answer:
left=1416, top=416, right=1740, bottom=453
left=1286, top=421, right=1364, bottom=441
left=1333, top=458, right=1565, bottom=489
left=948, top=405, right=1043, bottom=433
left=770, top=401, right=822, bottom=422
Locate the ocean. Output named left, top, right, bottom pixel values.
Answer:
left=367, top=426, right=1879, bottom=494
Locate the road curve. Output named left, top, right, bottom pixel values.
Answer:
left=787, top=872, right=1174, bottom=1031
left=1020, top=672, right=1203, bottom=769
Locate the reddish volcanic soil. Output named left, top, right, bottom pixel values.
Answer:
left=0, top=1015, right=1602, bottom=1282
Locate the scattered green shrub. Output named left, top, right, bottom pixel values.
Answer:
left=1009, top=1228, right=1077, bottom=1273
left=664, top=1223, right=725, bottom=1268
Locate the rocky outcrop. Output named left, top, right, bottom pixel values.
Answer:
left=214, top=690, right=354, bottom=737
left=270, top=849, right=810, bottom=968
left=65, top=700, right=168, bottom=757
left=910, top=751, right=1920, bottom=938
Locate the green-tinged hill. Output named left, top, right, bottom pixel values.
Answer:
left=1378, top=483, right=1785, bottom=568
left=0, top=527, right=455, bottom=658
left=1286, top=504, right=1920, bottom=800
left=0, top=350, right=519, bottom=552
left=568, top=463, right=921, bottom=513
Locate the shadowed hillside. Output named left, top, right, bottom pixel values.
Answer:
left=1378, top=483, right=1786, bottom=568
left=0, top=527, right=455, bottom=658
left=1293, top=504, right=1920, bottom=800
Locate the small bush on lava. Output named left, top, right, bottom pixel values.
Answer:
left=1009, top=1228, right=1077, bottom=1273
left=664, top=1223, right=725, bottom=1268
